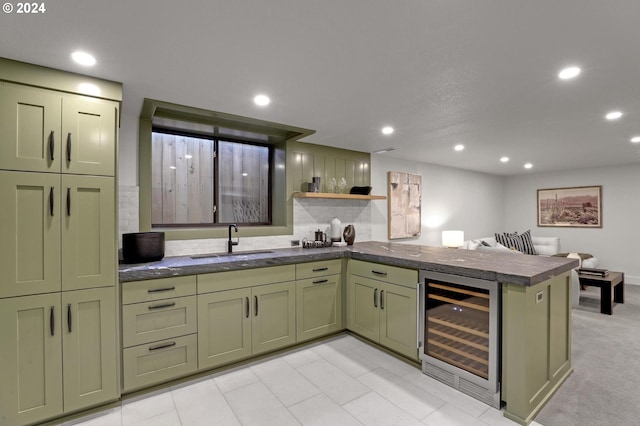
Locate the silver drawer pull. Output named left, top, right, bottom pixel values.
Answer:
left=148, top=302, right=176, bottom=310
left=312, top=267, right=329, bottom=272
left=148, top=286, right=175, bottom=293
left=372, top=270, right=388, bottom=276
left=312, top=279, right=328, bottom=284
left=148, top=341, right=176, bottom=351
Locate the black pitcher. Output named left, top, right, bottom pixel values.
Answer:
left=343, top=225, right=355, bottom=245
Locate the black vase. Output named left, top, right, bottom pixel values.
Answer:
left=343, top=225, right=355, bottom=245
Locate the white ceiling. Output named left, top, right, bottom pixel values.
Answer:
left=2, top=0, right=639, bottom=176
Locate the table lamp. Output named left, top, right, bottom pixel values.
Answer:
left=442, top=230, right=464, bottom=248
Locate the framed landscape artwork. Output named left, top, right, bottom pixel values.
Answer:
left=388, top=171, right=422, bottom=239
left=537, top=185, right=602, bottom=228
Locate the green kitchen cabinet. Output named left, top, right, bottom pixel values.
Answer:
left=0, top=170, right=61, bottom=298
left=251, top=281, right=296, bottom=355
left=296, top=274, right=343, bottom=342
left=0, top=59, right=121, bottom=426
left=347, top=260, right=418, bottom=360
left=62, top=287, right=118, bottom=413
left=0, top=171, right=115, bottom=298
left=61, top=175, right=115, bottom=291
left=198, top=268, right=296, bottom=370
left=501, top=272, right=573, bottom=425
left=198, top=288, right=252, bottom=370
left=295, top=259, right=344, bottom=342
left=0, top=288, right=117, bottom=426
left=0, top=294, right=63, bottom=426
left=121, top=276, right=198, bottom=392
left=0, top=83, right=117, bottom=176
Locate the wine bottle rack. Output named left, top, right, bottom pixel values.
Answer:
left=426, top=280, right=491, bottom=379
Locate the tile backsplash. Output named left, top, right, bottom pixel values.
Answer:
left=118, top=186, right=372, bottom=256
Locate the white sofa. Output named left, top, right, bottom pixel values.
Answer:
left=462, top=236, right=560, bottom=256
left=463, top=235, right=597, bottom=308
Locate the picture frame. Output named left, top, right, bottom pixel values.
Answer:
left=388, top=171, right=422, bottom=239
left=537, top=185, right=602, bottom=228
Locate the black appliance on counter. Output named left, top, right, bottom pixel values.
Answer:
left=418, top=271, right=501, bottom=408
left=122, top=232, right=165, bottom=263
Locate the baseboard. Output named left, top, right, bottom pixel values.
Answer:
left=625, top=275, right=640, bottom=285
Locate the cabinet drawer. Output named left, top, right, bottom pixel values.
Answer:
left=123, top=334, right=197, bottom=392
left=122, top=276, right=196, bottom=305
left=296, top=259, right=342, bottom=280
left=349, top=259, right=417, bottom=287
left=122, top=296, right=197, bottom=347
left=198, top=265, right=295, bottom=294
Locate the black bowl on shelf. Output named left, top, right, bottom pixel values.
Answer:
left=349, top=186, right=372, bottom=195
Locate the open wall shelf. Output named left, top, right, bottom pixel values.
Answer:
left=292, top=192, right=386, bottom=201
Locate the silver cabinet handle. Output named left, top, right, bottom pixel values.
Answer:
left=374, top=288, right=378, bottom=308
left=245, top=297, right=250, bottom=318
left=148, top=302, right=176, bottom=310
left=148, top=341, right=176, bottom=351
left=147, top=286, right=175, bottom=293
left=372, top=270, right=388, bottom=277
left=380, top=290, right=384, bottom=310
left=312, top=279, right=328, bottom=284
left=312, top=267, right=328, bottom=272
left=254, top=295, right=258, bottom=316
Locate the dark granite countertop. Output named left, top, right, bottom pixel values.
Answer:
left=120, top=241, right=578, bottom=286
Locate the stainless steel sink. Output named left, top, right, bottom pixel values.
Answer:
left=191, top=250, right=274, bottom=259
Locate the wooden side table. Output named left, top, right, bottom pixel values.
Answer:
left=577, top=271, right=624, bottom=315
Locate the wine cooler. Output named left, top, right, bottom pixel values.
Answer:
left=418, top=271, right=501, bottom=407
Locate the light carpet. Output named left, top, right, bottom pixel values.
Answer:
left=535, top=283, right=640, bottom=426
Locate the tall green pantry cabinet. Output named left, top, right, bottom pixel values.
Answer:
left=0, top=58, right=121, bottom=426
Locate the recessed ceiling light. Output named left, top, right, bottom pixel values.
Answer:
left=605, top=111, right=623, bottom=120
left=71, top=51, right=96, bottom=66
left=253, top=94, right=270, bottom=106
left=558, top=66, right=581, bottom=80
left=381, top=126, right=394, bottom=135
left=500, top=156, right=509, bottom=163
left=169, top=166, right=176, bottom=170
left=631, top=136, right=640, bottom=143
left=524, top=163, right=533, bottom=169
left=454, top=144, right=464, bottom=151
left=185, top=154, right=193, bottom=159
left=242, top=172, right=248, bottom=177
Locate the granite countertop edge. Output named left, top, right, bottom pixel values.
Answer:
left=119, top=241, right=578, bottom=286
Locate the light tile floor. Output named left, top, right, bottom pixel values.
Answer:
left=61, top=335, right=543, bottom=426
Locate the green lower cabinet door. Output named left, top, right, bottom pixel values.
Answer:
left=198, top=288, right=252, bottom=370
left=379, top=283, right=418, bottom=360
left=252, top=281, right=296, bottom=355
left=62, top=287, right=118, bottom=413
left=296, top=275, right=343, bottom=342
left=347, top=275, right=380, bottom=342
left=0, top=294, right=63, bottom=426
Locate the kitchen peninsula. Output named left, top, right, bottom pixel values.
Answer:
left=120, top=241, right=576, bottom=425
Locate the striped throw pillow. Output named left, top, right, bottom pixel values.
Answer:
left=495, top=230, right=537, bottom=255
